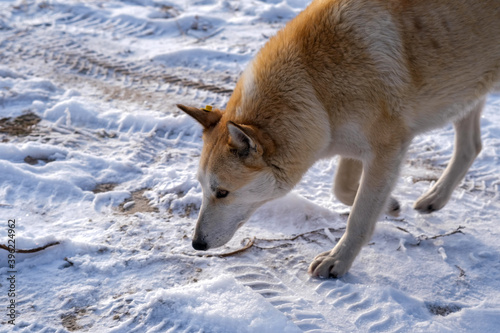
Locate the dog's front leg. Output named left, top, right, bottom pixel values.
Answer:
left=309, top=147, right=407, bottom=278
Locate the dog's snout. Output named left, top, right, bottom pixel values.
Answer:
left=192, top=239, right=208, bottom=251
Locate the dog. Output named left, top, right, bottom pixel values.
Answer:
left=177, top=0, right=500, bottom=278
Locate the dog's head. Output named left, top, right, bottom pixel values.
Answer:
left=177, top=104, right=282, bottom=251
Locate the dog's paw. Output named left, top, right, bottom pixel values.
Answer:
left=414, top=186, right=449, bottom=214
left=386, top=196, right=401, bottom=217
left=308, top=250, right=352, bottom=278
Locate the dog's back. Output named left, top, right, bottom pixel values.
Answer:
left=242, top=0, right=500, bottom=136
left=390, top=0, right=500, bottom=129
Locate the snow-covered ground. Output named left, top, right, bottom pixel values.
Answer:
left=0, top=0, right=499, bottom=332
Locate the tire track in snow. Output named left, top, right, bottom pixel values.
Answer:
left=3, top=0, right=235, bottom=102
left=226, top=264, right=337, bottom=332
left=53, top=5, right=179, bottom=39
left=311, top=280, right=407, bottom=332
left=2, top=30, right=233, bottom=93
left=0, top=27, right=233, bottom=110
left=226, top=246, right=420, bottom=333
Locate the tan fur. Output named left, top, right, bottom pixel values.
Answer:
left=178, top=0, right=500, bottom=277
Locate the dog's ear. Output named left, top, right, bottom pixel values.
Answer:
left=177, top=104, right=222, bottom=129
left=227, top=121, right=263, bottom=157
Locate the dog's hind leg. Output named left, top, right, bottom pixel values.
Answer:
left=334, top=157, right=362, bottom=206
left=334, top=157, right=401, bottom=216
left=414, top=98, right=485, bottom=213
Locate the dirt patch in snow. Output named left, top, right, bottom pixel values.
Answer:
left=93, top=183, right=118, bottom=194
left=119, top=188, right=158, bottom=214
left=0, top=112, right=41, bottom=137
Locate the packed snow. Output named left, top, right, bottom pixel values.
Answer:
left=0, top=0, right=499, bottom=332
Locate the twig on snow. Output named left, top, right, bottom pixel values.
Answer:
left=396, top=226, right=410, bottom=234
left=396, top=226, right=465, bottom=247
left=0, top=241, right=61, bottom=253
left=195, top=27, right=224, bottom=43
left=216, top=237, right=256, bottom=258
left=455, top=265, right=466, bottom=278
left=257, top=227, right=345, bottom=243
left=184, top=227, right=345, bottom=258
left=175, top=19, right=186, bottom=37
left=415, top=226, right=465, bottom=245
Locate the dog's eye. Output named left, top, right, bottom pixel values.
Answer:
left=215, top=189, right=229, bottom=198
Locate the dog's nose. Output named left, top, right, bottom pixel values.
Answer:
left=192, top=239, right=208, bottom=251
